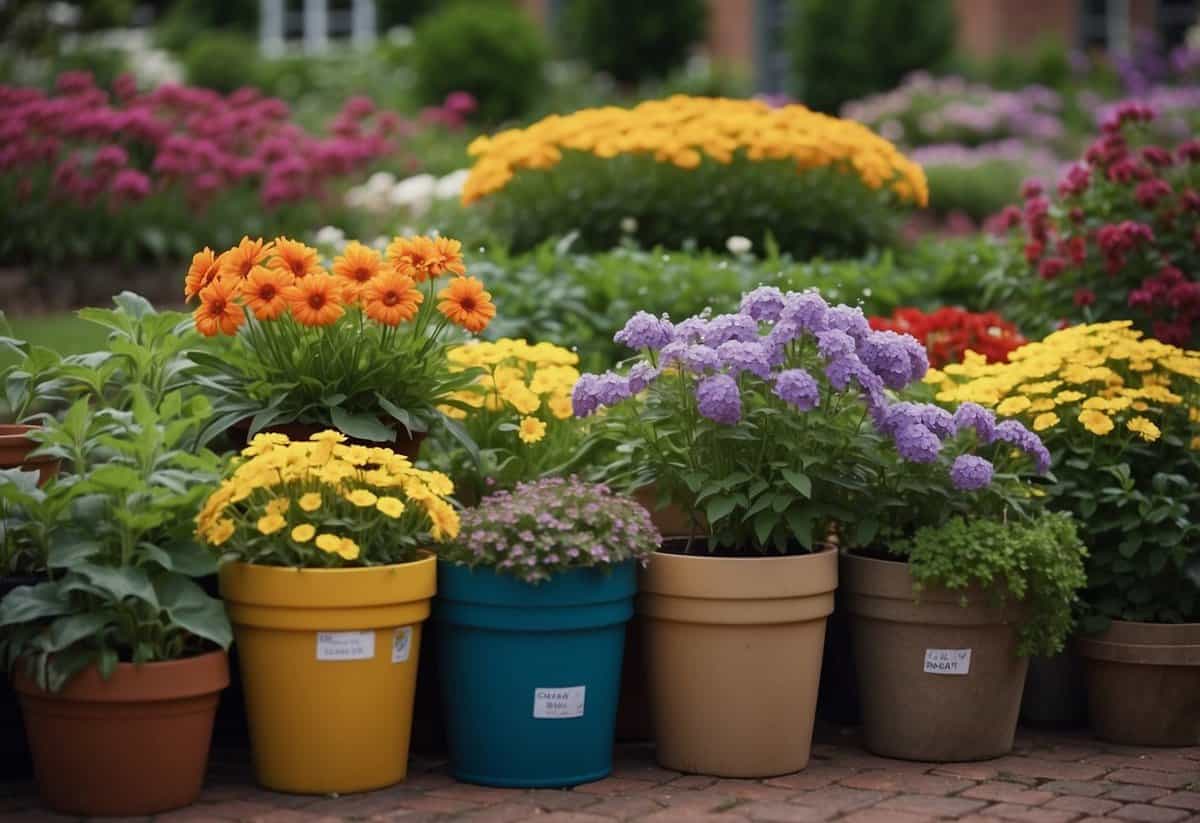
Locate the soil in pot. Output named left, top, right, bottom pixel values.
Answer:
left=14, top=650, right=229, bottom=817
left=1077, top=620, right=1200, bottom=745
left=0, top=424, right=59, bottom=485
left=640, top=539, right=837, bottom=777
left=842, top=551, right=1028, bottom=762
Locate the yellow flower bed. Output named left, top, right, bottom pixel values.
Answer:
left=462, top=95, right=928, bottom=207
left=927, top=321, right=1200, bottom=444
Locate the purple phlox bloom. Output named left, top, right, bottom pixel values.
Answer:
left=893, top=423, right=942, bottom=463
left=778, top=290, right=829, bottom=334
left=824, top=305, right=872, bottom=341
left=876, top=402, right=925, bottom=436
left=919, top=404, right=955, bottom=439
left=701, top=313, right=760, bottom=347
left=571, top=371, right=631, bottom=417
left=614, top=311, right=674, bottom=351
left=953, top=402, right=997, bottom=443
left=950, top=454, right=994, bottom=491
left=672, top=316, right=710, bottom=344
left=627, top=362, right=661, bottom=393
left=695, top=373, right=742, bottom=425
left=816, top=329, right=856, bottom=361
left=571, top=373, right=600, bottom=418
left=994, top=419, right=1051, bottom=473
left=678, top=344, right=722, bottom=374
left=774, top=369, right=820, bottom=410
left=858, top=330, right=927, bottom=389
left=739, top=286, right=786, bottom=322
left=717, top=340, right=773, bottom=378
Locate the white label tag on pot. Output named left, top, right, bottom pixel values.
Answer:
left=923, top=648, right=971, bottom=675
left=316, top=631, right=375, bottom=661
left=532, top=686, right=586, bottom=719
left=392, top=626, right=413, bottom=663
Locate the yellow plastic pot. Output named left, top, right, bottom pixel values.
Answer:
left=219, top=555, right=436, bottom=794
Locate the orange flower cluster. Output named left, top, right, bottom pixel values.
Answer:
left=184, top=235, right=494, bottom=337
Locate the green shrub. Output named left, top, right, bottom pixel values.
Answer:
left=562, top=0, right=707, bottom=86
left=788, top=0, right=956, bottom=114
left=156, top=0, right=259, bottom=54
left=182, top=31, right=262, bottom=93
left=924, top=160, right=1024, bottom=220
left=411, top=1, right=546, bottom=123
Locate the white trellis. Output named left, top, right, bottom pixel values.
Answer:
left=259, top=0, right=377, bottom=57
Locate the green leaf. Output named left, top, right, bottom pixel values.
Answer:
left=0, top=583, right=71, bottom=626
left=73, top=564, right=158, bottom=608
left=43, top=613, right=113, bottom=653
left=439, top=413, right=481, bottom=468
left=84, top=464, right=143, bottom=492
left=154, top=576, right=232, bottom=650
left=855, top=518, right=880, bottom=547
left=47, top=539, right=103, bottom=568
left=786, top=508, right=814, bottom=549
left=376, top=395, right=429, bottom=435
left=329, top=408, right=393, bottom=442
left=754, top=509, right=777, bottom=546
left=781, top=469, right=811, bottom=498
left=706, top=495, right=737, bottom=524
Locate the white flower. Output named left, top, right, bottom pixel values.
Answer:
left=370, top=236, right=389, bottom=250
left=365, top=171, right=397, bottom=195
left=314, top=226, right=346, bottom=248
left=725, top=235, right=752, bottom=255
left=620, top=217, right=638, bottom=234
left=388, top=174, right=437, bottom=216
left=435, top=169, right=470, bottom=200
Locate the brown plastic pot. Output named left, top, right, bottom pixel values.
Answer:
left=1077, top=620, right=1200, bottom=745
left=0, top=424, right=59, bottom=486
left=639, top=544, right=837, bottom=777
left=14, top=650, right=229, bottom=816
left=231, top=419, right=426, bottom=460
left=842, top=551, right=1028, bottom=762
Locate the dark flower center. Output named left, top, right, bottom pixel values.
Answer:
left=308, top=293, right=326, bottom=310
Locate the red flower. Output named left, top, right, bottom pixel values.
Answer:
left=1073, top=288, right=1096, bottom=307
left=1038, top=257, right=1067, bottom=280
left=869, top=307, right=1026, bottom=368
left=1024, top=240, right=1044, bottom=263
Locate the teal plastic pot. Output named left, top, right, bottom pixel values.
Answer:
left=435, top=560, right=636, bottom=787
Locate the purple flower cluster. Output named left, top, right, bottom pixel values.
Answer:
left=573, top=288, right=1052, bottom=492
left=445, top=476, right=662, bottom=584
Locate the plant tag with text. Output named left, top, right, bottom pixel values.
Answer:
left=316, top=631, right=375, bottom=661
left=923, top=648, right=971, bottom=675
left=392, top=627, right=413, bottom=663
left=532, top=686, right=585, bottom=719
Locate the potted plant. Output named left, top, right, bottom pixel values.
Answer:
left=183, top=235, right=492, bottom=458
left=198, top=429, right=457, bottom=794
left=435, top=476, right=658, bottom=786
left=0, top=391, right=232, bottom=817
left=929, top=320, right=1200, bottom=745
left=576, top=289, right=1009, bottom=776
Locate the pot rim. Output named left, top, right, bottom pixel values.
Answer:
left=219, top=551, right=437, bottom=609
left=1076, top=618, right=1200, bottom=666
left=12, top=648, right=230, bottom=702
left=640, top=542, right=838, bottom=602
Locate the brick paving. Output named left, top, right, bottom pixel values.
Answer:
left=1, top=727, right=1198, bottom=822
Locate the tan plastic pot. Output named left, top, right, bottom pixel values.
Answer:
left=0, top=424, right=59, bottom=486
left=14, top=650, right=229, bottom=816
left=1077, top=620, right=1200, bottom=745
left=842, top=552, right=1028, bottom=762
left=639, top=545, right=837, bottom=777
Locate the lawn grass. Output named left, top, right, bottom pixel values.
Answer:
left=0, top=312, right=111, bottom=368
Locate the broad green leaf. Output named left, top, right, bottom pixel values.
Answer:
left=47, top=539, right=103, bottom=568
left=73, top=564, right=158, bottom=608
left=781, top=469, right=812, bottom=498
left=705, top=495, right=736, bottom=524
left=786, top=508, right=814, bottom=549
left=329, top=408, right=393, bottom=442
left=44, top=613, right=113, bottom=653
left=376, top=395, right=429, bottom=435
left=154, top=576, right=232, bottom=649
left=0, top=583, right=71, bottom=626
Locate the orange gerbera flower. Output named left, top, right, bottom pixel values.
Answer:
left=219, top=236, right=274, bottom=283
left=429, top=236, right=467, bottom=277
left=243, top=265, right=293, bottom=321
left=386, top=235, right=441, bottom=283
left=184, top=246, right=224, bottom=301
left=270, top=237, right=326, bottom=280
left=332, top=241, right=384, bottom=302
left=285, top=274, right=344, bottom=327
left=193, top=277, right=245, bottom=337
left=363, top=270, right=423, bottom=326
left=437, top=276, right=495, bottom=333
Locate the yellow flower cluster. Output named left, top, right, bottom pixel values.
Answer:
left=196, top=431, right=459, bottom=563
left=442, top=339, right=580, bottom=445
left=461, top=95, right=929, bottom=207
left=927, top=322, right=1200, bottom=443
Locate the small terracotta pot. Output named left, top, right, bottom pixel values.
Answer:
left=14, top=650, right=229, bottom=816
left=640, top=544, right=837, bottom=777
left=1077, top=620, right=1200, bottom=745
left=231, top=419, right=426, bottom=460
left=0, top=425, right=59, bottom=486
left=842, top=552, right=1028, bottom=762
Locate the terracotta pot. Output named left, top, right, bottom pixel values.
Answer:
left=842, top=552, right=1028, bottom=762
left=0, top=574, right=45, bottom=780
left=231, top=419, right=426, bottom=460
left=639, top=544, right=837, bottom=777
left=14, top=650, right=229, bottom=816
left=0, top=425, right=59, bottom=486
left=1077, top=620, right=1200, bottom=746
left=1020, top=647, right=1088, bottom=730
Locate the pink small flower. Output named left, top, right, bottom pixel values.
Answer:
left=109, top=168, right=151, bottom=201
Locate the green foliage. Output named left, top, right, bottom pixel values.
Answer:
left=0, top=469, right=54, bottom=576
left=562, top=0, right=707, bottom=86
left=156, top=0, right=259, bottom=54
left=411, top=1, right=546, bottom=123
left=181, top=31, right=262, bottom=93
left=959, top=35, right=1072, bottom=92
left=788, top=0, right=956, bottom=113
left=891, top=512, right=1088, bottom=656
left=0, top=390, right=231, bottom=692
left=481, top=153, right=910, bottom=258
left=924, top=160, right=1025, bottom=220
